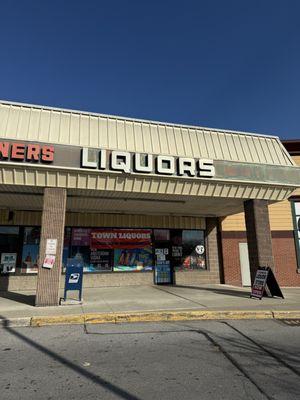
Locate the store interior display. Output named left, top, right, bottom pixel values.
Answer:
left=0, top=226, right=207, bottom=274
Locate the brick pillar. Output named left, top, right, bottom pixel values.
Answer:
left=36, top=188, right=67, bottom=306
left=206, top=217, right=221, bottom=281
left=244, top=199, right=275, bottom=284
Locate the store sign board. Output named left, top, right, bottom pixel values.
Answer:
left=81, top=148, right=215, bottom=178
left=0, top=139, right=215, bottom=179
left=1, top=138, right=300, bottom=186
left=90, top=229, right=152, bottom=249
left=0, top=141, right=54, bottom=162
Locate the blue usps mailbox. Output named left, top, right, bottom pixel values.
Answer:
left=64, top=258, right=84, bottom=302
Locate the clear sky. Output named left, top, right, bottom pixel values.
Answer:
left=0, top=0, right=299, bottom=139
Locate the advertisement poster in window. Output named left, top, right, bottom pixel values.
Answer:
left=0, top=253, right=17, bottom=274
left=114, top=246, right=153, bottom=272
left=72, top=228, right=91, bottom=246
left=22, top=227, right=40, bottom=273
left=90, top=249, right=112, bottom=272
left=90, top=228, right=153, bottom=272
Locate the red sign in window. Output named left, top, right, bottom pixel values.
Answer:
left=90, top=229, right=152, bottom=249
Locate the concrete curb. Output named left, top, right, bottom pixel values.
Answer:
left=0, top=309, right=295, bottom=328
left=0, top=317, right=32, bottom=328
left=1, top=310, right=300, bottom=328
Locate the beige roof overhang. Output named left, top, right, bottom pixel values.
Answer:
left=0, top=100, right=299, bottom=217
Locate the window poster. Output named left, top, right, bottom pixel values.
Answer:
left=172, top=246, right=182, bottom=257
left=114, top=246, right=153, bottom=272
left=0, top=253, right=17, bottom=274
left=71, top=228, right=91, bottom=246
left=90, top=249, right=112, bottom=272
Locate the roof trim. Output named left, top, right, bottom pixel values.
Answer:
left=0, top=99, right=279, bottom=140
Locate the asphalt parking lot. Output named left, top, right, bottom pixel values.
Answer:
left=1, top=319, right=299, bottom=399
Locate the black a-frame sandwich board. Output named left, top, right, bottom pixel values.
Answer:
left=250, top=267, right=284, bottom=300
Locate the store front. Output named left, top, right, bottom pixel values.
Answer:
left=0, top=225, right=206, bottom=275
left=0, top=100, right=300, bottom=305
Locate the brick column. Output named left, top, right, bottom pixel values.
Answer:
left=244, top=199, right=275, bottom=284
left=36, top=188, right=67, bottom=306
left=206, top=217, right=221, bottom=281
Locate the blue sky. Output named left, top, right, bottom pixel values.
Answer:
left=0, top=0, right=299, bottom=138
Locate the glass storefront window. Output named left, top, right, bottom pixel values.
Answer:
left=0, top=226, right=19, bottom=274
left=173, top=230, right=206, bottom=271
left=0, top=225, right=207, bottom=275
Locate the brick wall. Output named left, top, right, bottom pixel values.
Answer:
left=244, top=200, right=274, bottom=282
left=222, top=231, right=300, bottom=287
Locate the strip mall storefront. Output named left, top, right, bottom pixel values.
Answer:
left=0, top=100, right=299, bottom=306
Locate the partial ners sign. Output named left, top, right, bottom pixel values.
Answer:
left=81, top=148, right=215, bottom=178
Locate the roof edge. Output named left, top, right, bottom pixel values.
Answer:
left=0, top=99, right=280, bottom=140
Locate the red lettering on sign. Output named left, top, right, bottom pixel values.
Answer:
left=11, top=143, right=25, bottom=160
left=41, top=146, right=54, bottom=162
left=90, top=229, right=152, bottom=249
left=27, top=144, right=40, bottom=161
left=0, top=142, right=9, bottom=159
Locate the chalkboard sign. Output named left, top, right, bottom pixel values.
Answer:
left=250, top=267, right=284, bottom=300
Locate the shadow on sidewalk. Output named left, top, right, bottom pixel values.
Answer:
left=0, top=291, right=35, bottom=306
left=174, top=285, right=251, bottom=298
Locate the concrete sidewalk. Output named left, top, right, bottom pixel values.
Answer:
left=0, top=284, right=300, bottom=327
